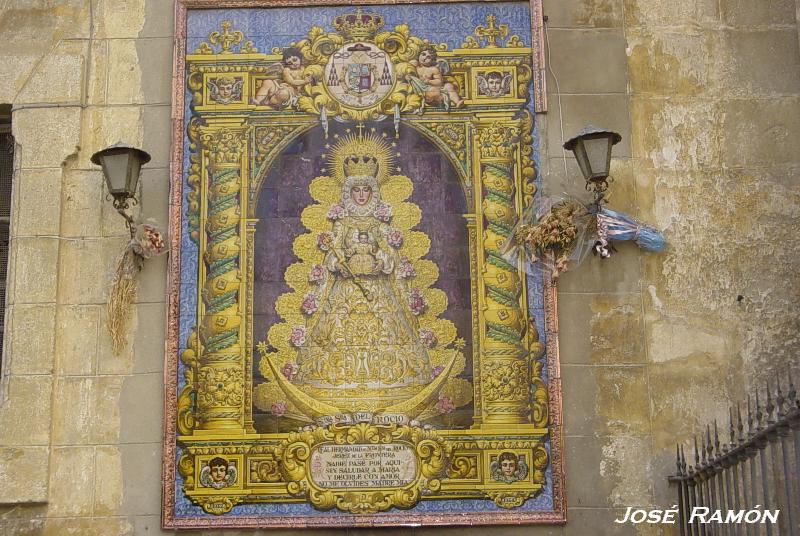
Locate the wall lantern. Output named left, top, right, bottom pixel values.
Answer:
left=563, top=125, right=621, bottom=202
left=91, top=142, right=151, bottom=233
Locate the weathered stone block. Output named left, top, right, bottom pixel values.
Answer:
left=542, top=0, right=623, bottom=28
left=141, top=105, right=172, bottom=170
left=54, top=305, right=100, bottom=375
left=5, top=304, right=56, bottom=375
left=51, top=377, right=122, bottom=445
left=78, top=106, right=143, bottom=169
left=93, top=446, right=122, bottom=516
left=61, top=169, right=103, bottom=238
left=722, top=97, right=800, bottom=167
left=545, top=94, right=631, bottom=157
left=719, top=29, right=800, bottom=96
left=562, top=364, right=650, bottom=436
left=142, top=0, right=175, bottom=38
left=57, top=237, right=125, bottom=305
left=135, top=252, right=168, bottom=304
left=13, top=169, right=62, bottom=237
left=137, top=38, right=173, bottom=104
left=42, top=517, right=133, bottom=536
left=8, top=238, right=59, bottom=305
left=558, top=293, right=645, bottom=365
left=15, top=40, right=86, bottom=105
left=139, top=167, right=169, bottom=225
left=623, top=0, right=719, bottom=27
left=106, top=40, right=144, bottom=105
left=119, top=373, right=163, bottom=444
left=720, top=0, right=797, bottom=26
left=131, top=302, right=165, bottom=374
left=0, top=377, right=52, bottom=445
left=626, top=29, right=718, bottom=96
left=648, top=359, right=737, bottom=450
left=630, top=97, right=723, bottom=170
left=12, top=107, right=81, bottom=168
left=0, top=447, right=49, bottom=503
left=119, top=442, right=161, bottom=516
left=557, top=244, right=642, bottom=293
left=543, top=29, right=628, bottom=94
left=565, top=435, right=654, bottom=508
left=47, top=446, right=96, bottom=516
left=94, top=0, right=145, bottom=39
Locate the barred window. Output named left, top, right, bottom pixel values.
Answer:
left=0, top=105, right=12, bottom=364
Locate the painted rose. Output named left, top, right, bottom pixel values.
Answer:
left=408, top=288, right=426, bottom=315
left=396, top=257, right=415, bottom=279
left=419, top=328, right=437, bottom=349
left=374, top=201, right=392, bottom=222
left=288, top=326, right=306, bottom=347
left=430, top=364, right=444, bottom=379
left=271, top=401, right=287, bottom=417
left=307, top=263, right=325, bottom=284
left=280, top=361, right=299, bottom=380
left=300, top=293, right=318, bottom=315
left=326, top=203, right=347, bottom=220
left=386, top=228, right=403, bottom=248
left=436, top=395, right=455, bottom=414
left=317, top=231, right=334, bottom=251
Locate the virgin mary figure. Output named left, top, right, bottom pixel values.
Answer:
left=292, top=154, right=434, bottom=411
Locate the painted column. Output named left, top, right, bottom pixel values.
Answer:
left=475, top=118, right=530, bottom=426
left=194, top=125, right=250, bottom=433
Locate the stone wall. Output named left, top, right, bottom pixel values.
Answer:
left=0, top=0, right=796, bottom=534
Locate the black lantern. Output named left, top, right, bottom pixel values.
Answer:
left=91, top=142, right=151, bottom=231
left=563, top=125, right=621, bottom=197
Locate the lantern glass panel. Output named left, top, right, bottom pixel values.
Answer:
left=101, top=152, right=133, bottom=194
left=583, top=136, right=612, bottom=179
left=573, top=142, right=591, bottom=181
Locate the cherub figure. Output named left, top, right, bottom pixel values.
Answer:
left=490, top=451, right=529, bottom=484
left=207, top=76, right=243, bottom=104
left=199, top=457, right=237, bottom=489
left=253, top=47, right=314, bottom=109
left=477, top=71, right=513, bottom=98
left=404, top=45, right=464, bottom=112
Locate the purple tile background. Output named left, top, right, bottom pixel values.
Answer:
left=251, top=125, right=473, bottom=429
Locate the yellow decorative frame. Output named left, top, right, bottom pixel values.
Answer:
left=163, top=0, right=564, bottom=529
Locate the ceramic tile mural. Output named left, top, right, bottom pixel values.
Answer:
left=164, top=0, right=563, bottom=528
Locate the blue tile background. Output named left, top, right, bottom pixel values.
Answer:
left=174, top=0, right=554, bottom=520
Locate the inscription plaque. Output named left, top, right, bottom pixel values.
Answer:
left=309, top=444, right=417, bottom=488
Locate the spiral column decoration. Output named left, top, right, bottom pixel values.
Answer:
left=475, top=121, right=530, bottom=426
left=195, top=126, right=249, bottom=433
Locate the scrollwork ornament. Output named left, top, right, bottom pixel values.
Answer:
left=486, top=490, right=534, bottom=509
left=178, top=452, right=196, bottom=491
left=276, top=423, right=451, bottom=514
left=196, top=496, right=243, bottom=515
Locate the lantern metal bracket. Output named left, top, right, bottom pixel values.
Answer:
left=107, top=193, right=139, bottom=237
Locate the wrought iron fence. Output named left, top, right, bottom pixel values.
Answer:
left=669, top=373, right=800, bottom=536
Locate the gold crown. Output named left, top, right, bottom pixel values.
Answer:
left=343, top=154, right=379, bottom=177
left=332, top=7, right=384, bottom=41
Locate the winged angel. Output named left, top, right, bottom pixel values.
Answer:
left=253, top=47, right=319, bottom=109
left=199, top=457, right=237, bottom=490
left=477, top=71, right=513, bottom=98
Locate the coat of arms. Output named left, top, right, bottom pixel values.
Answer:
left=325, top=42, right=394, bottom=109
